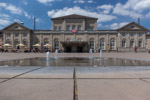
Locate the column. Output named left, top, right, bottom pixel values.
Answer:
left=82, top=19, right=85, bottom=30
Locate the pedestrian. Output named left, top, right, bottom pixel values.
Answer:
left=134, top=46, right=137, bottom=53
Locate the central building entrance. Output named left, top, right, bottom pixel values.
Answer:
left=61, top=41, right=89, bottom=53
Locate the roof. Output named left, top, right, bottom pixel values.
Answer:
left=1, top=22, right=31, bottom=31
left=118, top=22, right=149, bottom=31
left=51, top=14, right=98, bottom=20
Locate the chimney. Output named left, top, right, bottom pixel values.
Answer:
left=33, top=17, right=36, bottom=30
left=138, top=18, right=140, bottom=25
left=20, top=22, right=24, bottom=26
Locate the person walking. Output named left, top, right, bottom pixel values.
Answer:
left=134, top=46, right=137, bottom=53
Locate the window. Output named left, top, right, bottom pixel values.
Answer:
left=130, top=33, right=134, bottom=37
left=72, top=25, right=76, bottom=30
left=34, top=38, right=40, bottom=44
left=44, top=38, right=49, bottom=45
left=77, top=25, right=82, bottom=30
left=89, top=38, right=94, bottom=49
left=67, top=25, right=71, bottom=31
left=15, top=26, right=18, bottom=29
left=14, top=39, right=19, bottom=47
left=23, top=39, right=27, bottom=46
left=110, top=38, right=115, bottom=50
left=15, top=33, right=19, bottom=37
left=122, top=33, right=126, bottom=37
left=54, top=26, right=57, bottom=31
left=23, top=33, right=27, bottom=37
left=100, top=38, right=105, bottom=50
left=138, top=39, right=142, bottom=48
left=58, top=26, right=61, bottom=30
left=6, top=39, right=11, bottom=44
left=130, top=39, right=134, bottom=48
left=7, top=34, right=11, bottom=37
left=54, top=38, right=59, bottom=50
left=122, top=39, right=126, bottom=47
left=130, top=26, right=135, bottom=28
left=138, top=33, right=142, bottom=37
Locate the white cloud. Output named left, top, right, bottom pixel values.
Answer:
left=74, top=0, right=85, bottom=4
left=88, top=0, right=93, bottom=3
left=47, top=6, right=117, bottom=22
left=24, top=12, right=31, bottom=19
left=0, top=3, right=32, bottom=19
left=14, top=19, right=21, bottom=22
left=145, top=12, right=150, bottom=18
left=22, top=0, right=28, bottom=5
left=0, top=19, right=11, bottom=26
left=113, top=3, right=142, bottom=18
left=97, top=4, right=113, bottom=14
left=110, top=22, right=129, bottom=29
left=0, top=14, right=10, bottom=18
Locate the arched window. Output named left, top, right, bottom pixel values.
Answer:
left=138, top=39, right=142, bottom=48
left=130, top=39, right=134, bottom=48
left=110, top=38, right=115, bottom=50
left=89, top=38, right=94, bottom=49
left=44, top=38, right=49, bottom=45
left=6, top=39, right=11, bottom=44
left=67, top=25, right=71, bottom=31
left=23, top=39, right=27, bottom=46
left=34, top=38, right=39, bottom=44
left=99, top=38, right=105, bottom=50
left=54, top=38, right=59, bottom=50
left=72, top=25, right=76, bottom=30
left=122, top=39, right=126, bottom=47
left=77, top=25, right=82, bottom=30
left=14, top=39, right=19, bottom=47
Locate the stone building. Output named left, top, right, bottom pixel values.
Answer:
left=0, top=14, right=150, bottom=52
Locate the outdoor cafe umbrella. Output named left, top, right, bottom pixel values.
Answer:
left=33, top=44, right=41, bottom=47
left=17, top=43, right=25, bottom=47
left=3, top=43, right=12, bottom=47
left=43, top=44, right=52, bottom=47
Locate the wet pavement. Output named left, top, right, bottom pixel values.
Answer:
left=0, top=53, right=150, bottom=100
left=0, top=79, right=73, bottom=100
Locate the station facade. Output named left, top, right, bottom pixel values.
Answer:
left=1, top=14, right=150, bottom=52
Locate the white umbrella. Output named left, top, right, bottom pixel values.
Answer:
left=33, top=44, right=41, bottom=47
left=3, top=43, right=12, bottom=47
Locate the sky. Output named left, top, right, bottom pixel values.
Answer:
left=0, top=0, right=150, bottom=30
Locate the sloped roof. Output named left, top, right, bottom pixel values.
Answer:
left=118, top=22, right=148, bottom=31
left=51, top=14, right=98, bottom=20
left=2, top=22, right=31, bottom=31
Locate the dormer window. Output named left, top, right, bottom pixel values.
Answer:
left=130, top=26, right=135, bottom=28
left=15, top=26, right=19, bottom=29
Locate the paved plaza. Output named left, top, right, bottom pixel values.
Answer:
left=0, top=53, right=150, bottom=100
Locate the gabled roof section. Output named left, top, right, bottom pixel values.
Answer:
left=2, top=22, right=31, bottom=31
left=51, top=14, right=98, bottom=20
left=118, top=22, right=148, bottom=31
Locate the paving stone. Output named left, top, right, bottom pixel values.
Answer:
left=77, top=79, right=150, bottom=100
left=18, top=67, right=74, bottom=79
left=0, top=79, right=73, bottom=100
left=0, top=67, right=40, bottom=78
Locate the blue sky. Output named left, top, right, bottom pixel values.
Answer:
left=0, top=0, right=150, bottom=30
